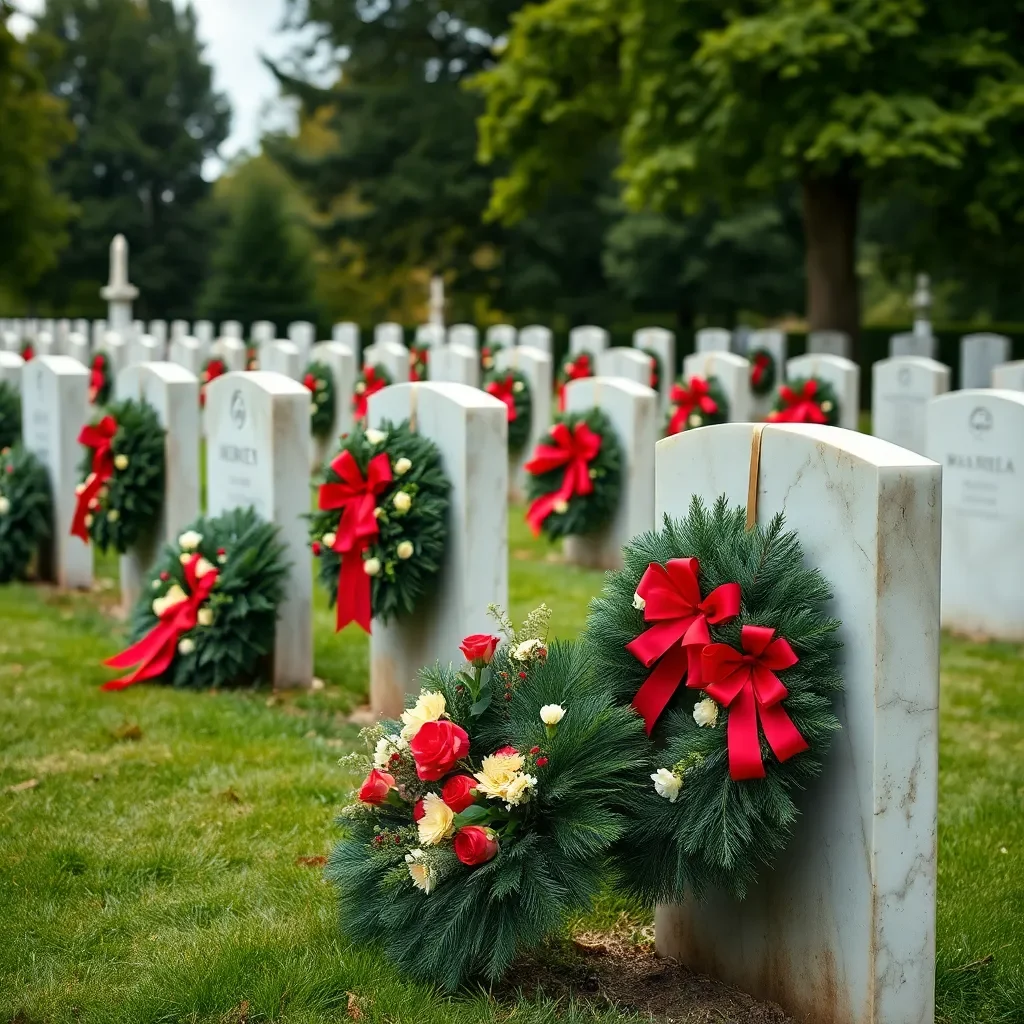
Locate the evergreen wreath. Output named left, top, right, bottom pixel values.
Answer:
left=0, top=380, right=21, bottom=449
left=582, top=496, right=843, bottom=901
left=484, top=368, right=532, bottom=453
left=246, top=344, right=260, bottom=371
left=748, top=348, right=777, bottom=397
left=353, top=363, right=392, bottom=423
left=768, top=377, right=841, bottom=426
left=639, top=347, right=662, bottom=392
left=480, top=339, right=505, bottom=374
left=310, top=421, right=450, bottom=633
left=556, top=351, right=594, bottom=412
left=327, top=607, right=648, bottom=990
left=523, top=408, right=622, bottom=540
left=409, top=344, right=429, bottom=382
left=0, top=445, right=52, bottom=584
left=667, top=375, right=729, bottom=435
left=71, top=399, right=165, bottom=554
left=201, top=357, right=228, bottom=407
left=303, top=361, right=336, bottom=438
left=88, top=351, right=114, bottom=406
left=19, top=340, right=35, bottom=362
left=102, top=507, right=288, bottom=691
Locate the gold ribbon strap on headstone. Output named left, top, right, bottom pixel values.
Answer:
left=409, top=382, right=419, bottom=433
left=746, top=424, right=765, bottom=531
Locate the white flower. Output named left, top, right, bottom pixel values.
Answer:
left=178, top=637, right=195, bottom=655
left=651, top=768, right=682, bottom=803
left=179, top=552, right=191, bottom=565
left=373, top=736, right=398, bottom=770
left=363, top=556, right=381, bottom=577
left=503, top=773, right=536, bottom=807
left=821, top=400, right=834, bottom=413
left=322, top=531, right=337, bottom=549
left=394, top=457, right=412, bottom=476
left=474, top=752, right=526, bottom=801
left=197, top=608, right=214, bottom=627
left=355, top=382, right=366, bottom=395
left=152, top=584, right=186, bottom=618
left=552, top=499, right=569, bottom=515
left=513, top=638, right=543, bottom=661
left=178, top=530, right=203, bottom=551
left=563, top=362, right=574, bottom=374
left=392, top=491, right=412, bottom=513
left=688, top=414, right=702, bottom=428
left=84, top=514, right=94, bottom=527
left=0, top=496, right=9, bottom=516
left=365, top=428, right=387, bottom=445
left=114, top=454, right=129, bottom=471
left=417, top=793, right=455, bottom=846
left=194, top=557, right=215, bottom=578
left=400, top=691, right=446, bottom=741
left=405, top=849, right=435, bottom=894
left=632, top=591, right=646, bottom=611
left=513, top=381, right=525, bottom=393
left=107, top=509, right=119, bottom=522
left=75, top=483, right=85, bottom=496
left=693, top=698, right=719, bottom=729
left=396, top=540, right=414, bottom=560
left=373, top=506, right=384, bottom=519
left=540, top=704, right=565, bottom=726
left=151, top=579, right=161, bottom=590
left=218, top=552, right=227, bottom=564
left=315, top=379, right=327, bottom=391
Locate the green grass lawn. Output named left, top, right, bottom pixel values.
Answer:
left=1, top=511, right=1022, bottom=1023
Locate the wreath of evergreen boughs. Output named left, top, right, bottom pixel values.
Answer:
left=484, top=369, right=532, bottom=453
left=480, top=339, right=505, bottom=374
left=88, top=351, right=114, bottom=406
left=409, top=344, right=429, bottom=382
left=748, top=348, right=776, bottom=396
left=0, top=381, right=21, bottom=449
left=0, top=445, right=52, bottom=583
left=310, top=421, right=451, bottom=630
left=524, top=408, right=622, bottom=541
left=303, top=361, right=336, bottom=437
left=328, top=610, right=648, bottom=990
left=104, top=507, right=288, bottom=691
left=353, top=364, right=393, bottom=423
left=556, top=351, right=594, bottom=411
left=75, top=400, right=165, bottom=553
left=201, top=357, right=228, bottom=407
left=582, top=496, right=843, bottom=900
left=768, top=376, right=840, bottom=426
left=19, top=341, right=35, bottom=362
left=639, top=347, right=662, bottom=392
left=666, top=375, right=729, bottom=435
left=246, top=344, right=260, bottom=371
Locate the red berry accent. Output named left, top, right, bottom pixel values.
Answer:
left=159, top=571, right=170, bottom=581
left=500, top=672, right=508, bottom=679
left=530, top=746, right=540, bottom=754
left=312, top=540, right=322, bottom=556
left=536, top=757, right=549, bottom=767
left=518, top=671, right=527, bottom=680
left=389, top=752, right=400, bottom=762
left=504, top=693, right=512, bottom=701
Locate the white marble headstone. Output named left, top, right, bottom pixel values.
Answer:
left=206, top=371, right=313, bottom=688
left=66, top=333, right=90, bottom=367
left=251, top=321, right=276, bottom=345
left=374, top=322, right=405, bottom=348
left=91, top=320, right=108, bottom=349
left=168, top=336, right=208, bottom=376
left=960, top=333, right=1011, bottom=390
left=34, top=332, right=56, bottom=358
left=654, top=422, right=939, bottom=1024
left=569, top=325, right=609, bottom=357
left=363, top=339, right=410, bottom=385
left=872, top=356, right=950, bottom=455
left=367, top=382, right=508, bottom=716
left=430, top=344, right=480, bottom=389
left=287, top=321, right=315, bottom=366
left=695, top=327, right=732, bottom=354
left=193, top=320, right=215, bottom=345
left=682, top=351, right=754, bottom=424
left=890, top=331, right=937, bottom=360
left=517, top=325, right=553, bottom=355
left=746, top=329, right=789, bottom=417
left=147, top=321, right=168, bottom=347
left=332, top=321, right=360, bottom=354
left=170, top=320, right=190, bottom=342
left=2, top=331, right=19, bottom=353
left=220, top=320, right=243, bottom=340
left=494, top=345, right=552, bottom=503
left=807, top=329, right=851, bottom=358
left=485, top=324, right=517, bottom=349
left=597, top=347, right=655, bottom=388
left=73, top=318, right=90, bottom=340
left=100, top=332, right=130, bottom=378
left=992, top=359, right=1024, bottom=391
left=309, top=340, right=356, bottom=471
left=633, top=327, right=675, bottom=413
left=786, top=353, right=860, bottom=431
left=414, top=323, right=445, bottom=349
left=447, top=323, right=479, bottom=351
left=214, top=336, right=247, bottom=373
left=55, top=319, right=72, bottom=355
left=0, top=351, right=24, bottom=389
left=261, top=340, right=302, bottom=381
left=130, top=333, right=164, bottom=365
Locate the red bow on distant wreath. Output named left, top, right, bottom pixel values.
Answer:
left=354, top=367, right=387, bottom=421
left=557, top=353, right=592, bottom=412
left=770, top=380, right=826, bottom=424
left=201, top=359, right=226, bottom=408
left=22, top=345, right=35, bottom=362
left=88, top=355, right=107, bottom=404
left=318, top=449, right=393, bottom=632
left=751, top=353, right=772, bottom=389
left=523, top=421, right=601, bottom=535
left=486, top=375, right=518, bottom=422
left=626, top=558, right=740, bottom=733
left=303, top=372, right=317, bottom=392
left=70, top=415, right=118, bottom=542
left=702, top=625, right=808, bottom=781
left=102, top=553, right=219, bottom=690
left=668, top=377, right=718, bottom=435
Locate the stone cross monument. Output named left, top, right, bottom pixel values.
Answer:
left=100, top=234, right=139, bottom=333
left=912, top=272, right=932, bottom=340
left=429, top=275, right=445, bottom=327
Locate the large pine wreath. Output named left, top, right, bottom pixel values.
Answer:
left=0, top=445, right=52, bottom=584
left=480, top=338, right=505, bottom=374
left=667, top=375, right=729, bottom=434
left=748, top=348, right=777, bottom=397
left=88, top=351, right=114, bottom=406
left=484, top=368, right=532, bottom=453
left=409, top=344, right=429, bottom=382
left=104, top=507, right=288, bottom=690
left=303, top=361, right=336, bottom=438
left=0, top=381, right=21, bottom=449
left=769, top=376, right=840, bottom=426
left=583, top=496, right=843, bottom=900
left=310, top=421, right=450, bottom=631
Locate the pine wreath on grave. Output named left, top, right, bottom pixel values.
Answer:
left=0, top=380, right=21, bottom=449
left=480, top=337, right=505, bottom=374
left=639, top=347, right=663, bottom=392
left=246, top=344, right=260, bottom=371
left=409, top=344, right=429, bottom=382
left=327, top=607, right=648, bottom=991
left=768, top=377, right=840, bottom=426
left=748, top=348, right=776, bottom=397
left=310, top=421, right=451, bottom=633
left=303, top=361, right=336, bottom=438
left=0, top=445, right=52, bottom=584
left=88, top=351, right=114, bottom=406
left=523, top=408, right=622, bottom=541
left=353, top=364, right=392, bottom=424
left=70, top=399, right=165, bottom=554
left=583, top=494, right=843, bottom=901
left=102, top=507, right=288, bottom=691
left=666, top=375, right=729, bottom=435
left=556, top=351, right=594, bottom=412
left=484, top=368, right=532, bottom=454
left=201, top=357, right=228, bottom=407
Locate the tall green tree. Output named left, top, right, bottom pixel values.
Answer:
left=28, top=0, right=229, bottom=316
left=0, top=6, right=73, bottom=300
left=475, top=0, right=1024, bottom=340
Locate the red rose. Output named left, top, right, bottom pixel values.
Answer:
left=410, top=720, right=470, bottom=781
left=413, top=798, right=425, bottom=821
left=441, top=774, right=477, bottom=813
left=494, top=746, right=518, bottom=757
left=459, top=633, right=500, bottom=667
left=454, top=826, right=499, bottom=867
left=358, top=768, right=394, bottom=805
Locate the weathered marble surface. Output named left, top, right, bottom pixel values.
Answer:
left=807, top=329, right=851, bottom=358
left=309, top=340, right=356, bottom=472
left=261, top=340, right=302, bottom=381
left=695, top=327, right=731, bottom=353
left=960, top=333, right=1011, bottom=390
left=517, top=325, right=553, bottom=354
left=654, top=423, right=940, bottom=1024
left=683, top=351, right=753, bottom=424
left=992, top=359, right=1024, bottom=390
left=206, top=371, right=313, bottom=689
left=569, top=325, right=609, bottom=357
left=598, top=347, right=655, bottom=388
left=890, top=331, right=937, bottom=360
left=0, top=351, right=24, bottom=388
left=368, top=382, right=508, bottom=717
left=786, top=353, right=860, bottom=431
left=633, top=327, right=675, bottom=413
left=485, top=324, right=517, bottom=348
left=374, top=322, right=405, bottom=348
left=101, top=332, right=130, bottom=377
left=447, top=323, right=480, bottom=351
left=495, top=345, right=552, bottom=503
left=431, top=344, right=480, bottom=389
left=21, top=356, right=93, bottom=589
left=927, top=389, right=1024, bottom=639
left=563, top=377, right=656, bottom=570
left=872, top=356, right=950, bottom=456
left=363, top=339, right=410, bottom=385
left=214, top=336, right=247, bottom=373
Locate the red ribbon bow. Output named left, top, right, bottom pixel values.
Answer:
left=22, top=345, right=34, bottom=362
left=668, top=377, right=718, bottom=434
left=70, top=415, right=118, bottom=542
left=318, top=449, right=393, bottom=632
left=626, top=558, right=740, bottom=733
left=102, top=553, right=219, bottom=690
left=702, top=625, right=808, bottom=781
left=486, top=375, right=518, bottom=422
left=523, top=421, right=601, bottom=536
left=751, top=353, right=771, bottom=389
left=354, top=367, right=387, bottom=421
left=303, top=372, right=317, bottom=392
left=88, top=356, right=106, bottom=404
left=556, top=353, right=592, bottom=411
left=770, top=380, right=826, bottom=424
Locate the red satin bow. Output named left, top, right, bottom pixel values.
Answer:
left=89, top=356, right=107, bottom=404
left=354, top=367, right=387, bottom=421
left=486, top=375, right=518, bottom=422
left=70, top=415, right=118, bottom=542
left=102, top=553, right=219, bottom=690
left=201, top=360, right=226, bottom=408
left=523, top=421, right=601, bottom=536
left=770, top=380, right=826, bottom=424
left=626, top=558, right=740, bottom=733
left=303, top=372, right=317, bottom=392
left=668, top=377, right=718, bottom=435
left=751, top=353, right=771, bottom=388
left=318, top=449, right=393, bottom=632
left=702, top=624, right=808, bottom=781
left=556, top=354, right=592, bottom=412
left=22, top=345, right=34, bottom=362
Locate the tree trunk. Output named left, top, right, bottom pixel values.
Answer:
left=801, top=173, right=861, bottom=349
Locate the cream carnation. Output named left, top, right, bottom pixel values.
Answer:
left=396, top=540, right=414, bottom=560
left=373, top=736, right=399, bottom=770
left=0, top=496, right=10, bottom=515
left=106, top=509, right=119, bottom=522
left=417, top=792, right=455, bottom=846
left=365, top=428, right=388, bottom=445
left=474, top=752, right=525, bottom=801
left=540, top=704, right=565, bottom=726
left=177, top=637, right=195, bottom=655
left=392, top=490, right=412, bottom=513
left=152, top=584, right=186, bottom=618
left=363, top=556, right=381, bottom=576
left=651, top=768, right=682, bottom=803
left=114, top=454, right=129, bottom=471
left=178, top=530, right=203, bottom=551
left=632, top=591, right=646, bottom=611
left=322, top=531, right=336, bottom=548
left=693, top=698, right=720, bottom=729
left=513, top=638, right=543, bottom=661
left=194, top=557, right=215, bottom=578
left=394, top=457, right=412, bottom=475
left=400, top=691, right=447, bottom=741
left=552, top=499, right=569, bottom=515
left=502, top=772, right=537, bottom=807
left=197, top=608, right=214, bottom=627
left=405, top=849, right=435, bottom=894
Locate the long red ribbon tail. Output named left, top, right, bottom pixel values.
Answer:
left=70, top=473, right=106, bottom=542
left=335, top=546, right=372, bottom=633
left=724, top=681, right=764, bottom=780
left=631, top=644, right=689, bottom=735
left=102, top=624, right=179, bottom=690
